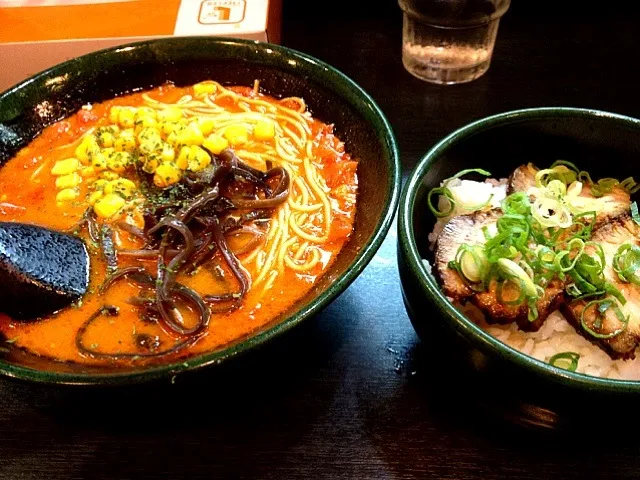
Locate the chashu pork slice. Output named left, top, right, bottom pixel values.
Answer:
left=435, top=209, right=565, bottom=331
left=508, top=163, right=631, bottom=227
left=507, top=163, right=540, bottom=194
left=560, top=213, right=640, bottom=359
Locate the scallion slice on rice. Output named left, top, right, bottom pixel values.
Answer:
left=548, top=351, right=580, bottom=371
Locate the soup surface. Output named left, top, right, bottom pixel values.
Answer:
left=0, top=81, right=358, bottom=366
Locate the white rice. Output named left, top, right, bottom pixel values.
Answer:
left=456, top=302, right=640, bottom=380
left=429, top=179, right=640, bottom=380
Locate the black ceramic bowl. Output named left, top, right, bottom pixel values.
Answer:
left=0, top=37, right=400, bottom=385
left=398, top=108, right=640, bottom=427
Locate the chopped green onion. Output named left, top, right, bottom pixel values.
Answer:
left=588, top=241, right=606, bottom=270
left=613, top=243, right=640, bottom=286
left=578, top=170, right=594, bottom=185
left=502, top=192, right=530, bottom=216
left=565, top=283, right=582, bottom=297
left=605, top=282, right=626, bottom=306
left=535, top=165, right=577, bottom=188
left=624, top=179, right=640, bottom=194
left=620, top=177, right=636, bottom=192
left=550, top=160, right=579, bottom=172
left=455, top=245, right=488, bottom=283
left=527, top=298, right=539, bottom=322
left=535, top=245, right=556, bottom=269
left=450, top=168, right=492, bottom=180
left=481, top=225, right=492, bottom=241
left=580, top=298, right=629, bottom=339
left=460, top=194, right=495, bottom=213
left=427, top=169, right=492, bottom=218
left=519, top=259, right=535, bottom=282
left=570, top=211, right=596, bottom=240
left=497, top=258, right=537, bottom=296
left=496, top=278, right=527, bottom=305
left=554, top=239, right=586, bottom=273
left=632, top=201, right=640, bottom=226
left=427, top=186, right=455, bottom=218
left=531, top=197, right=572, bottom=228
left=597, top=178, right=619, bottom=189
left=546, top=179, right=567, bottom=199
left=549, top=351, right=580, bottom=371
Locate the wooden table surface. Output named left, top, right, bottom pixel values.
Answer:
left=3, top=2, right=640, bottom=479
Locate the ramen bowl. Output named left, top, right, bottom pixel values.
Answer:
left=398, top=108, right=640, bottom=428
left=0, top=37, right=400, bottom=385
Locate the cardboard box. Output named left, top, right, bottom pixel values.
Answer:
left=0, top=0, right=282, bottom=91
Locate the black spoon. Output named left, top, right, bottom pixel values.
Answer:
left=0, top=222, right=89, bottom=320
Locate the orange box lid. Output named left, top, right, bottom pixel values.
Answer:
left=0, top=0, right=271, bottom=43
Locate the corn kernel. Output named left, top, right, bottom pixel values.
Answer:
left=106, top=151, right=132, bottom=173
left=175, top=122, right=204, bottom=146
left=56, top=188, right=79, bottom=203
left=100, top=125, right=120, bottom=134
left=138, top=142, right=155, bottom=156
left=254, top=120, right=275, bottom=141
left=75, top=135, right=100, bottom=164
left=91, top=152, right=108, bottom=171
left=92, top=179, right=109, bottom=191
left=109, top=107, right=121, bottom=124
left=103, top=182, right=116, bottom=194
left=202, top=134, right=229, bottom=155
left=137, top=126, right=159, bottom=141
left=114, top=129, right=136, bottom=152
left=134, top=116, right=158, bottom=134
left=135, top=107, right=157, bottom=120
left=80, top=166, right=96, bottom=178
left=105, top=178, right=137, bottom=199
left=88, top=190, right=103, bottom=205
left=160, top=143, right=175, bottom=163
left=160, top=122, right=178, bottom=136
left=51, top=158, right=80, bottom=176
left=193, top=82, right=217, bottom=96
left=223, top=124, right=249, bottom=146
left=55, top=173, right=82, bottom=190
left=118, top=107, right=136, bottom=128
left=153, top=162, right=182, bottom=188
left=142, top=158, right=159, bottom=174
left=176, top=146, right=190, bottom=170
left=157, top=107, right=183, bottom=123
left=97, top=131, right=116, bottom=148
left=100, top=171, right=120, bottom=181
left=198, top=118, right=216, bottom=136
left=138, top=128, right=163, bottom=152
left=94, top=193, right=125, bottom=219
left=187, top=146, right=211, bottom=172
left=113, top=138, right=124, bottom=153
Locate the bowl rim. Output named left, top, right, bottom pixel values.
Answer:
left=0, top=36, right=401, bottom=386
left=398, top=106, right=640, bottom=394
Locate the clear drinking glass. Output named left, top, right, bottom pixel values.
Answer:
left=399, top=0, right=511, bottom=84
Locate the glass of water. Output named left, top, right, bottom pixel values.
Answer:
left=399, top=0, right=511, bottom=84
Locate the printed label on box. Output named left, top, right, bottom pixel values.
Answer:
left=199, top=0, right=245, bottom=24
left=173, top=0, right=268, bottom=36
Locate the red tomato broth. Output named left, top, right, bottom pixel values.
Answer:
left=0, top=83, right=358, bottom=366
